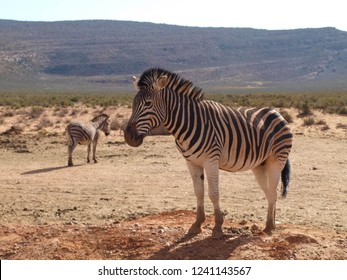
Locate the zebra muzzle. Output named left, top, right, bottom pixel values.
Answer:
left=124, top=123, right=144, bottom=147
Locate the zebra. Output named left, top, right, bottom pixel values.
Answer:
left=124, top=68, right=293, bottom=238
left=65, top=113, right=110, bottom=167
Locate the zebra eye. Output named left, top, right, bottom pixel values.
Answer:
left=144, top=100, right=152, bottom=107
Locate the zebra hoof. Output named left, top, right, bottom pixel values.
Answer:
left=263, top=227, right=273, bottom=235
left=211, top=229, right=224, bottom=239
left=187, top=224, right=202, bottom=236
left=68, top=162, right=73, bottom=167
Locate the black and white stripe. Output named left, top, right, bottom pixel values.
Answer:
left=65, top=113, right=110, bottom=166
left=125, top=68, right=293, bottom=238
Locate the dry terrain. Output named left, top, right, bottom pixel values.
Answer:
left=0, top=105, right=346, bottom=259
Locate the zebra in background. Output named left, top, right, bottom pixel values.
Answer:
left=65, top=113, right=110, bottom=166
left=125, top=68, right=293, bottom=239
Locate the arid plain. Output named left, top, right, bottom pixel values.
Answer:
left=0, top=105, right=346, bottom=259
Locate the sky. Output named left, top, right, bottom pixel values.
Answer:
left=1, top=0, right=346, bottom=31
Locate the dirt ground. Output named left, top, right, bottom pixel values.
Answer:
left=0, top=105, right=346, bottom=260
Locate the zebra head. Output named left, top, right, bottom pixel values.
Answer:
left=92, top=114, right=111, bottom=136
left=100, top=118, right=111, bottom=136
left=124, top=71, right=168, bottom=147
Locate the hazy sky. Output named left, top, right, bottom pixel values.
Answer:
left=1, top=0, right=346, bottom=31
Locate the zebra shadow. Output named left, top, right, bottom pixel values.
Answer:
left=147, top=233, right=261, bottom=260
left=21, top=164, right=83, bottom=175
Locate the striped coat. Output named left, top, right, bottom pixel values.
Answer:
left=65, top=113, right=110, bottom=166
left=125, top=68, right=292, bottom=238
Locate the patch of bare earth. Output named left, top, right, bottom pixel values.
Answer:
left=0, top=211, right=346, bottom=260
left=0, top=106, right=346, bottom=259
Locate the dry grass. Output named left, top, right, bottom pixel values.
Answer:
left=303, top=117, right=315, bottom=126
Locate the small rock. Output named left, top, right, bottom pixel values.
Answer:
left=251, top=223, right=260, bottom=231
left=226, top=236, right=238, bottom=243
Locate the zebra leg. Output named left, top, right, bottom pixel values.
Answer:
left=205, top=160, right=224, bottom=239
left=87, top=144, right=91, bottom=163
left=92, top=139, right=98, bottom=163
left=252, top=162, right=281, bottom=234
left=67, top=143, right=77, bottom=167
left=186, top=161, right=206, bottom=235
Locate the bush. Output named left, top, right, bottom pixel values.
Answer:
left=316, top=119, right=327, bottom=125
left=110, top=117, right=122, bottom=130
left=29, top=106, right=44, bottom=118
left=337, top=106, right=347, bottom=115
left=57, top=108, right=69, bottom=118
left=298, top=101, right=313, bottom=117
left=279, top=109, right=293, bottom=123
left=36, top=116, right=53, bottom=130
left=321, top=124, right=330, bottom=131
left=336, top=123, right=347, bottom=130
left=303, top=117, right=315, bottom=126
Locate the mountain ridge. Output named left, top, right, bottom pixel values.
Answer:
left=1, top=19, right=347, bottom=92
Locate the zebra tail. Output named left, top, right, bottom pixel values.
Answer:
left=281, top=159, right=291, bottom=198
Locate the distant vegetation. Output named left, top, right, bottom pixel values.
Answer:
left=206, top=91, right=347, bottom=115
left=0, top=92, right=133, bottom=108
left=1, top=91, right=346, bottom=115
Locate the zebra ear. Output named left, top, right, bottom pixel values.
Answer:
left=155, top=75, right=168, bottom=91
left=132, top=76, right=139, bottom=90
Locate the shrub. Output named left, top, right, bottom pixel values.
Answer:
left=110, top=117, right=122, bottom=130
left=40, top=116, right=53, bottom=128
left=336, top=123, right=347, bottom=130
left=69, top=108, right=79, bottom=116
left=279, top=109, right=293, bottom=123
left=316, top=119, right=327, bottom=126
left=337, top=106, right=347, bottom=115
left=321, top=125, right=330, bottom=131
left=303, top=117, right=315, bottom=126
left=29, top=106, right=44, bottom=119
left=57, top=108, right=69, bottom=118
left=298, top=101, right=313, bottom=117
left=3, top=111, right=14, bottom=117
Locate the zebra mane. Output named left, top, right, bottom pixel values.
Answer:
left=91, top=113, right=109, bottom=123
left=137, top=68, right=204, bottom=101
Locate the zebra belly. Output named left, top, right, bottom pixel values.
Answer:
left=219, top=146, right=270, bottom=172
left=176, top=137, right=265, bottom=170
left=180, top=149, right=263, bottom=171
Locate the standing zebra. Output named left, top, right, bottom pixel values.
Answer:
left=65, top=113, right=110, bottom=166
left=124, top=68, right=293, bottom=238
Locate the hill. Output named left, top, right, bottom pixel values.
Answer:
left=1, top=20, right=347, bottom=93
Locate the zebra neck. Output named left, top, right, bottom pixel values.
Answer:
left=91, top=120, right=103, bottom=130
left=163, top=92, right=203, bottom=141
